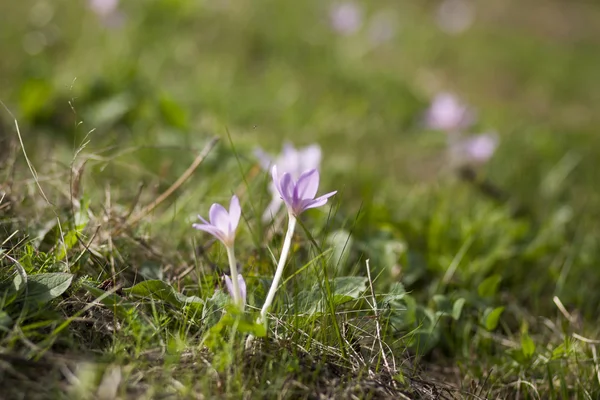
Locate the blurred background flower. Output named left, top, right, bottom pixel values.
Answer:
left=88, top=0, right=125, bottom=27
left=436, top=0, right=475, bottom=35
left=330, top=2, right=363, bottom=35
left=425, top=92, right=476, bottom=133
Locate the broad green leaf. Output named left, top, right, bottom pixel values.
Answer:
left=482, top=306, right=505, bottom=331
left=56, top=230, right=79, bottom=261
left=89, top=93, right=133, bottom=126
left=451, top=298, right=466, bottom=321
left=407, top=307, right=440, bottom=353
left=433, top=294, right=452, bottom=316
left=159, top=94, right=189, bottom=129
left=139, top=262, right=164, bottom=281
left=521, top=332, right=536, bottom=358
left=331, top=276, right=368, bottom=304
left=18, top=273, right=73, bottom=304
left=0, top=311, right=12, bottom=328
left=202, top=290, right=230, bottom=328
left=1, top=273, right=25, bottom=306
left=56, top=209, right=90, bottom=261
left=365, top=238, right=406, bottom=275
left=125, top=280, right=203, bottom=307
left=82, top=283, right=137, bottom=320
left=380, top=282, right=406, bottom=305
left=297, top=276, right=368, bottom=316
left=478, top=274, right=502, bottom=298
left=19, top=79, right=53, bottom=119
left=326, top=229, right=353, bottom=271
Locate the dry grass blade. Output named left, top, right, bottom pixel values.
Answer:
left=118, top=136, right=220, bottom=233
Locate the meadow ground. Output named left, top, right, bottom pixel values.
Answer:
left=1, top=0, right=600, bottom=398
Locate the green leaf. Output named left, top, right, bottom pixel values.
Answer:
left=1, top=274, right=24, bottom=306
left=19, top=79, right=53, bottom=119
left=433, top=294, right=452, bottom=317
left=326, top=229, right=353, bottom=272
left=82, top=283, right=137, bottom=320
left=482, top=306, right=505, bottom=331
left=451, top=298, right=466, bottom=321
left=331, top=276, right=368, bottom=305
left=0, top=311, right=12, bottom=329
left=478, top=274, right=502, bottom=298
left=18, top=273, right=73, bottom=304
left=89, top=93, right=133, bottom=126
left=521, top=332, right=536, bottom=358
left=202, top=290, right=230, bottom=328
left=297, top=276, right=368, bottom=316
left=159, top=94, right=189, bottom=129
left=125, top=280, right=203, bottom=307
left=380, top=282, right=406, bottom=305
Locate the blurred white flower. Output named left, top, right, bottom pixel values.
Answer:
left=425, top=92, right=476, bottom=132
left=450, top=133, right=498, bottom=166
left=330, top=2, right=363, bottom=35
left=436, top=0, right=474, bottom=35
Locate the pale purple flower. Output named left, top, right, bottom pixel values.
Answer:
left=255, top=142, right=321, bottom=178
left=192, top=195, right=241, bottom=247
left=224, top=274, right=247, bottom=306
left=88, top=0, right=118, bottom=16
left=272, top=166, right=337, bottom=217
left=88, top=0, right=125, bottom=27
left=255, top=143, right=322, bottom=221
left=436, top=0, right=474, bottom=35
left=450, top=133, right=498, bottom=166
left=425, top=92, right=476, bottom=132
left=330, top=2, right=363, bottom=35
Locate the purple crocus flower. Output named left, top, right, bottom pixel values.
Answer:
left=450, top=133, right=498, bottom=166
left=425, top=92, right=475, bottom=133
left=193, top=195, right=243, bottom=307
left=255, top=143, right=322, bottom=221
left=88, top=0, right=125, bottom=28
left=436, top=0, right=475, bottom=35
left=272, top=166, right=337, bottom=217
left=224, top=274, right=247, bottom=306
left=330, top=2, right=363, bottom=35
left=192, top=195, right=241, bottom=247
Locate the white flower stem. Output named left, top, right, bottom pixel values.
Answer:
left=226, top=245, right=242, bottom=308
left=260, top=213, right=297, bottom=321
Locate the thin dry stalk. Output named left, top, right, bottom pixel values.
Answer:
left=365, top=259, right=395, bottom=380
left=123, top=136, right=219, bottom=231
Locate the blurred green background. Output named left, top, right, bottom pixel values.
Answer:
left=2, top=0, right=599, bottom=180
left=2, top=0, right=600, bottom=315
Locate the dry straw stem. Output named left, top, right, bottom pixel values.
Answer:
left=117, top=136, right=220, bottom=234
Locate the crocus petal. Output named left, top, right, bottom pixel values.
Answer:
left=192, top=223, right=227, bottom=243
left=209, top=203, right=230, bottom=233
left=299, top=145, right=322, bottom=171
left=228, top=195, right=241, bottom=233
left=294, top=169, right=319, bottom=201
left=238, top=275, right=247, bottom=305
left=303, top=191, right=337, bottom=211
left=197, top=215, right=210, bottom=225
left=224, top=275, right=234, bottom=297
left=224, top=274, right=247, bottom=306
left=271, top=165, right=283, bottom=196
left=282, top=142, right=297, bottom=158
left=279, top=172, right=295, bottom=203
